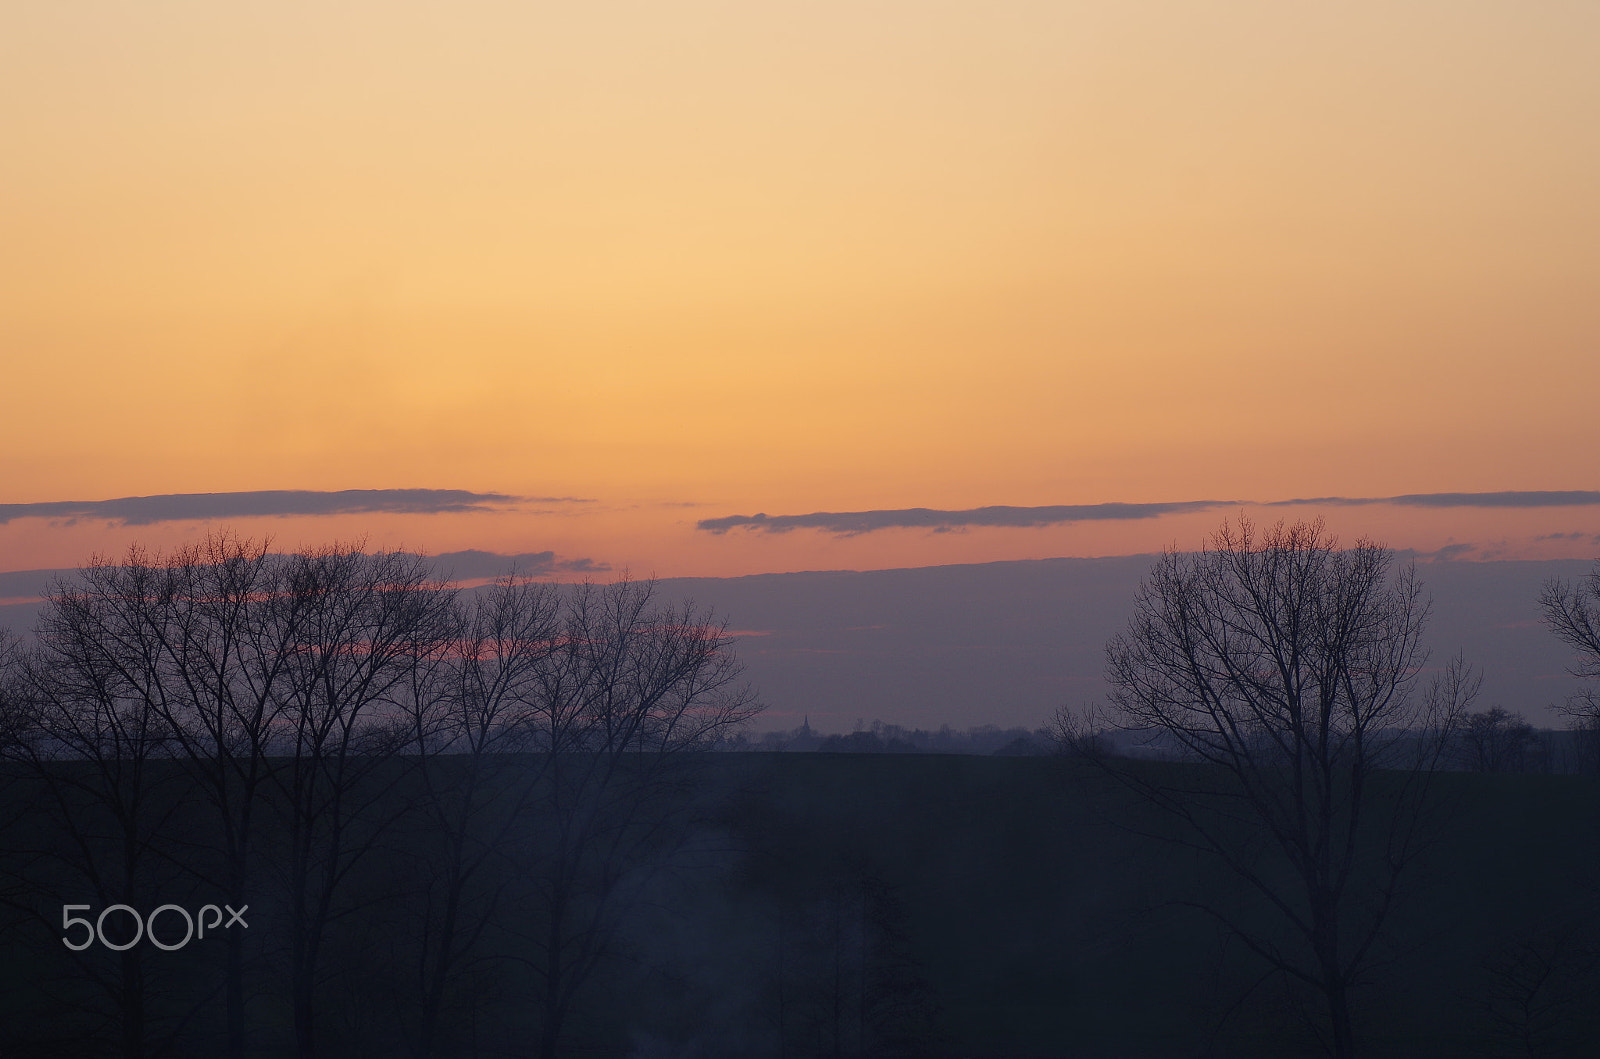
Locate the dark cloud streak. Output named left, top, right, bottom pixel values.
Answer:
left=700, top=491, right=1600, bottom=537
left=1268, top=490, right=1600, bottom=510
left=0, top=489, right=560, bottom=526
left=698, top=501, right=1234, bottom=535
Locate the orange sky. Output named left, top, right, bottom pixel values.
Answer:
left=3, top=1, right=1597, bottom=578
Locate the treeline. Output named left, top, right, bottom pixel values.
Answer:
left=734, top=720, right=1053, bottom=756
left=0, top=533, right=760, bottom=1059
left=737, top=713, right=1598, bottom=772
left=1081, top=717, right=1600, bottom=775
left=1446, top=708, right=1599, bottom=774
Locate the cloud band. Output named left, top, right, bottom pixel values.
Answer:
left=0, top=489, right=539, bottom=526
left=699, top=491, right=1600, bottom=536
left=698, top=501, right=1233, bottom=535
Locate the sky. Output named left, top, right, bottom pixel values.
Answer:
left=3, top=1, right=1599, bottom=581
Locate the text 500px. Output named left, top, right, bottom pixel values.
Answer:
left=61, top=903, right=248, bottom=951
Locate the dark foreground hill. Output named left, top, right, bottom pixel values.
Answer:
left=1, top=753, right=1596, bottom=1057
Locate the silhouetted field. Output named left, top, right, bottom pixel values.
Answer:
left=1, top=753, right=1596, bottom=1057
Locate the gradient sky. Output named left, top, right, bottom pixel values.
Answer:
left=4, top=1, right=1598, bottom=578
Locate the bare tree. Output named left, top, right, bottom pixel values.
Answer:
left=508, top=577, right=763, bottom=1059
left=0, top=630, right=26, bottom=753
left=9, top=537, right=454, bottom=1056
left=57, top=535, right=289, bottom=1057
left=16, top=558, right=195, bottom=1058
left=26, top=535, right=372, bottom=1056
left=154, top=534, right=285, bottom=1057
left=394, top=573, right=564, bottom=1057
left=1456, top=707, right=1536, bottom=773
left=1, top=547, right=761, bottom=1056
left=1071, top=517, right=1470, bottom=1058
left=1539, top=568, right=1600, bottom=775
left=1475, top=921, right=1600, bottom=1058
left=258, top=544, right=456, bottom=1058
left=1540, top=566, right=1600, bottom=681
left=1555, top=691, right=1600, bottom=776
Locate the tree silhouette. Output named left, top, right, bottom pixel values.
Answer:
left=16, top=557, right=196, bottom=1057
left=258, top=544, right=456, bottom=1058
left=394, top=573, right=564, bottom=1057
left=1067, top=517, right=1470, bottom=1057
left=1540, top=567, right=1600, bottom=775
left=1456, top=707, right=1536, bottom=772
left=505, top=578, right=761, bottom=1059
